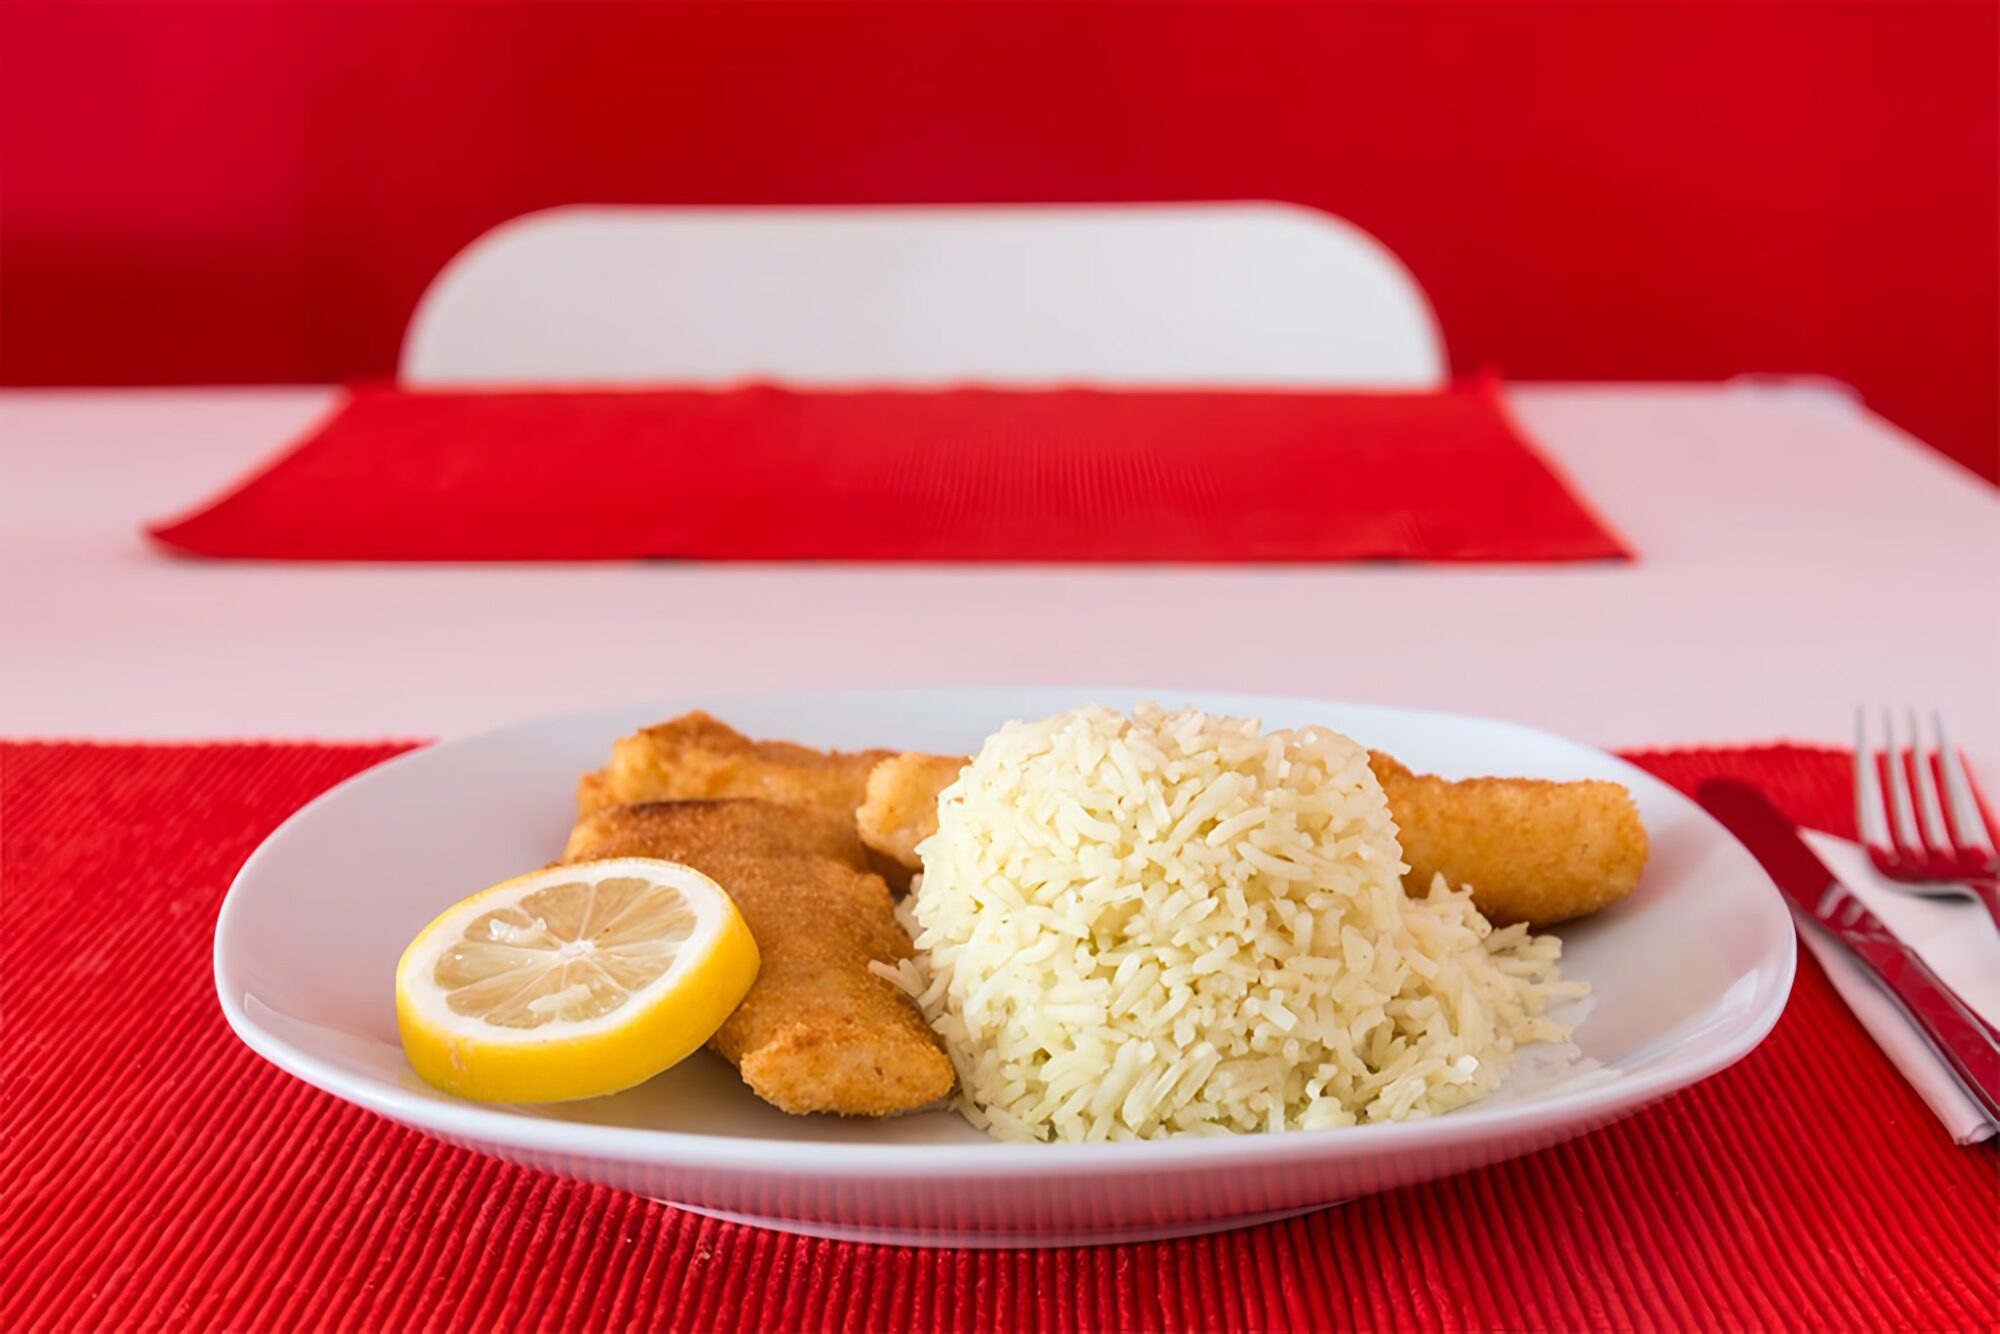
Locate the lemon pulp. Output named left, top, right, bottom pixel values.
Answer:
left=396, top=858, right=759, bottom=1102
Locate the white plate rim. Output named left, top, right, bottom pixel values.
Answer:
left=213, top=686, right=1797, bottom=1179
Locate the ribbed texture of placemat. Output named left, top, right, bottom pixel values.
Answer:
left=2, top=741, right=1994, bottom=1331
left=145, top=382, right=1631, bottom=564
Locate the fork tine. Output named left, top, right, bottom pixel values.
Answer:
left=1934, top=711, right=1996, bottom=857
left=1910, top=709, right=1952, bottom=853
left=1881, top=709, right=1921, bottom=852
left=1855, top=708, right=1890, bottom=849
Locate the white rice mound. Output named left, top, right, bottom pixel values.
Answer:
left=877, top=703, right=1584, bottom=1142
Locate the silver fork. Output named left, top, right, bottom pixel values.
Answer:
left=1854, top=708, right=2000, bottom=932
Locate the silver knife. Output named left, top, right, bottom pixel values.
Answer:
left=1698, top=778, right=2000, bottom=1125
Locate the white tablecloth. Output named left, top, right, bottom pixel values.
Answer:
left=3, top=383, right=1994, bottom=770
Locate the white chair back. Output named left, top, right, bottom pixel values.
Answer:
left=401, top=203, right=1444, bottom=388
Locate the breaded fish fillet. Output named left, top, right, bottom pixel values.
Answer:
left=1366, top=752, right=1648, bottom=926
left=563, top=799, right=955, bottom=1117
left=856, top=749, right=1649, bottom=927
left=577, top=710, right=918, bottom=886
left=577, top=710, right=894, bottom=821
left=856, top=752, right=967, bottom=867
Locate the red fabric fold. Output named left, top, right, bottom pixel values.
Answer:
left=147, top=382, right=1631, bottom=563
left=4, top=739, right=1993, bottom=1330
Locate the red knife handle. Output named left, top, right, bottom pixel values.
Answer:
left=1835, top=925, right=2000, bottom=1123
left=1697, top=777, right=2000, bottom=1127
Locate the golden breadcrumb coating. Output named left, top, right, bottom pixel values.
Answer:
left=1366, top=752, right=1648, bottom=926
left=576, top=710, right=893, bottom=821
left=856, top=752, right=968, bottom=868
left=564, top=799, right=955, bottom=1117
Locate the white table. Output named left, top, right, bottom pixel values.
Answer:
left=4, top=384, right=1994, bottom=771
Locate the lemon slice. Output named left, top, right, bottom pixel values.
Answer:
left=395, top=858, right=758, bottom=1103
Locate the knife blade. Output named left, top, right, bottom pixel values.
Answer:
left=1697, top=778, right=2000, bottom=1125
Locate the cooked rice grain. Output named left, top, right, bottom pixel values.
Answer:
left=876, top=703, right=1583, bottom=1142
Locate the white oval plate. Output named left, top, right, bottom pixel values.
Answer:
left=215, top=688, right=1794, bottom=1248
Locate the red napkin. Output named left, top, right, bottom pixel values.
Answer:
left=148, top=382, right=1630, bottom=563
left=4, top=739, right=1992, bottom=1330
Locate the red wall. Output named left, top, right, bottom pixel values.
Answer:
left=3, top=2, right=1994, bottom=480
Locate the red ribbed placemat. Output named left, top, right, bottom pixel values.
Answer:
left=145, top=381, right=1630, bottom=564
left=3, top=741, right=1993, bottom=1331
